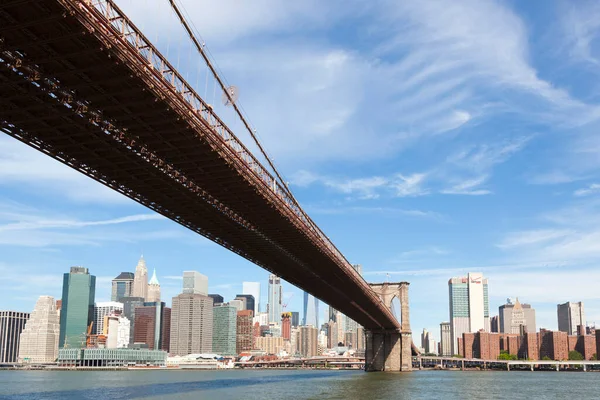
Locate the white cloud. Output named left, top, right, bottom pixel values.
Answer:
left=440, top=176, right=491, bottom=196
left=574, top=183, right=600, bottom=196
left=497, top=229, right=573, bottom=249
left=561, top=0, right=600, bottom=65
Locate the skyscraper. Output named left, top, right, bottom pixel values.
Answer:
left=121, top=296, right=145, bottom=346
left=298, top=325, right=318, bottom=357
left=282, top=312, right=292, bottom=340
left=328, top=306, right=337, bottom=323
left=303, top=292, right=319, bottom=327
left=59, top=267, right=96, bottom=349
left=448, top=272, right=489, bottom=355
left=183, top=271, right=208, bottom=295
left=439, top=322, right=451, bottom=356
left=213, top=304, right=237, bottom=356
left=235, top=294, right=255, bottom=314
left=132, top=256, right=148, bottom=300
left=111, top=272, right=134, bottom=302
left=236, top=310, right=253, bottom=354
left=133, top=302, right=170, bottom=351
left=0, top=311, right=30, bottom=363
left=291, top=312, right=300, bottom=327
left=268, top=275, right=282, bottom=324
left=170, top=272, right=213, bottom=356
left=209, top=294, right=224, bottom=305
left=499, top=298, right=536, bottom=334
left=147, top=269, right=161, bottom=303
left=93, top=301, right=123, bottom=335
left=18, top=296, right=60, bottom=363
left=557, top=301, right=585, bottom=336
left=242, top=282, right=261, bottom=315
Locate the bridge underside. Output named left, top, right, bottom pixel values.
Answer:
left=0, top=0, right=400, bottom=330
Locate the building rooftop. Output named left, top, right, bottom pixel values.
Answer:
left=114, top=272, right=135, bottom=280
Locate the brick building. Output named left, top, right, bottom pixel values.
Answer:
left=462, top=331, right=499, bottom=360
left=236, top=310, right=253, bottom=355
left=539, top=329, right=568, bottom=360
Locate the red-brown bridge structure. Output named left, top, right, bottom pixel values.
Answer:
left=0, top=0, right=412, bottom=371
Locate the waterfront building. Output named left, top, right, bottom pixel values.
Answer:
left=303, top=292, right=319, bottom=327
left=18, top=296, right=60, bottom=363
left=567, top=333, right=596, bottom=360
left=281, top=312, right=292, bottom=340
left=291, top=311, right=300, bottom=327
left=121, top=296, right=145, bottom=346
left=557, top=301, right=585, bottom=336
left=254, top=336, right=284, bottom=355
left=235, top=294, right=255, bottom=314
left=93, top=301, right=123, bottom=335
left=170, top=293, right=213, bottom=356
left=59, top=267, right=96, bottom=349
left=499, top=298, right=536, bottom=334
left=0, top=311, right=30, bottom=363
left=236, top=310, right=253, bottom=354
left=539, top=329, right=568, bottom=361
left=448, top=272, right=490, bottom=355
left=439, top=322, right=452, bottom=356
left=147, top=269, right=161, bottom=303
left=182, top=271, right=208, bottom=296
left=132, top=256, right=148, bottom=300
left=133, top=302, right=170, bottom=351
left=57, top=347, right=166, bottom=367
left=242, top=282, right=261, bottom=314
left=209, top=294, right=224, bottom=305
left=116, top=315, right=130, bottom=349
left=111, top=272, right=134, bottom=302
left=267, top=275, right=282, bottom=324
left=462, top=331, right=500, bottom=360
left=213, top=304, right=237, bottom=356
left=298, top=325, right=318, bottom=357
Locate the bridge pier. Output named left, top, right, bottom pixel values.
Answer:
left=365, top=329, right=412, bottom=372
left=365, top=282, right=412, bottom=372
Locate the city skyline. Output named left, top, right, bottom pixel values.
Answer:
left=3, top=0, right=600, bottom=356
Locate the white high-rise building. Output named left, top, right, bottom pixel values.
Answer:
left=448, top=272, right=489, bottom=355
left=253, top=312, right=269, bottom=327
left=117, top=315, right=130, bottom=348
left=94, top=301, right=123, bottom=335
left=440, top=322, right=452, bottom=357
left=268, top=275, right=282, bottom=324
left=147, top=269, right=161, bottom=302
left=182, top=271, right=208, bottom=296
left=132, top=256, right=148, bottom=300
left=242, top=282, right=261, bottom=314
left=18, top=296, right=60, bottom=363
left=557, top=301, right=585, bottom=336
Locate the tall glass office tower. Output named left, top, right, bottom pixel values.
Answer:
left=59, top=267, right=96, bottom=349
left=303, top=292, right=319, bottom=327
left=448, top=272, right=489, bottom=355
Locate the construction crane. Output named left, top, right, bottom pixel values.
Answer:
left=85, top=321, right=94, bottom=348
left=282, top=293, right=294, bottom=311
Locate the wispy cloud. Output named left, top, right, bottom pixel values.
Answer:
left=561, top=0, right=600, bottom=65
left=574, top=183, right=600, bottom=196
left=306, top=205, right=444, bottom=220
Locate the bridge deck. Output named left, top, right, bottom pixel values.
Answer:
left=0, top=0, right=398, bottom=329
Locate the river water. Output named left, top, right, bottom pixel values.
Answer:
left=0, top=369, right=598, bottom=399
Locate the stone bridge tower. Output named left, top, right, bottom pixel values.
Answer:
left=365, top=282, right=412, bottom=372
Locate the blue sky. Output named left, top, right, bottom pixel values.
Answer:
left=3, top=0, right=600, bottom=342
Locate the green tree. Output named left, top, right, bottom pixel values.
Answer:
left=542, top=356, right=551, bottom=360
left=498, top=350, right=517, bottom=361
left=592, top=353, right=597, bottom=360
left=568, top=350, right=584, bottom=361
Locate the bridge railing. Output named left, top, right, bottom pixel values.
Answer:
left=60, top=0, right=394, bottom=324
